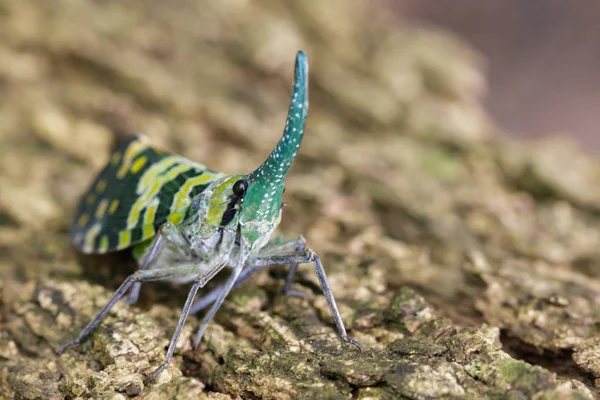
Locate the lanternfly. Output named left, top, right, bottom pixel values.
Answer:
left=61, top=51, right=363, bottom=379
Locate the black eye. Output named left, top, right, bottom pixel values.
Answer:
left=232, top=179, right=247, bottom=196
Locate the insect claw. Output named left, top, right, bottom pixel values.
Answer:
left=192, top=331, right=202, bottom=350
left=343, top=336, right=364, bottom=352
left=58, top=339, right=79, bottom=354
left=151, top=363, right=168, bottom=381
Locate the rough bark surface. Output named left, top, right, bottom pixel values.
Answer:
left=1, top=1, right=599, bottom=399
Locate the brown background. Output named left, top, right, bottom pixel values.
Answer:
left=394, top=0, right=600, bottom=151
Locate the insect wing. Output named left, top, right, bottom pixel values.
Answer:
left=70, top=135, right=224, bottom=254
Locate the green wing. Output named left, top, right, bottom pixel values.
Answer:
left=70, top=135, right=224, bottom=254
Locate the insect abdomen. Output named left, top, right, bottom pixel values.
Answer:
left=70, top=135, right=224, bottom=254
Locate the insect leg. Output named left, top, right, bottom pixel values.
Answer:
left=189, top=264, right=265, bottom=314
left=191, top=257, right=245, bottom=349
left=59, top=275, right=137, bottom=353
left=246, top=249, right=363, bottom=351
left=151, top=278, right=203, bottom=380
left=258, top=235, right=305, bottom=254
left=280, top=236, right=306, bottom=295
left=189, top=236, right=306, bottom=315
left=125, top=234, right=164, bottom=305
left=249, top=236, right=307, bottom=295
left=60, top=264, right=206, bottom=354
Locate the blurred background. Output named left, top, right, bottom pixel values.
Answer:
left=395, top=0, right=600, bottom=151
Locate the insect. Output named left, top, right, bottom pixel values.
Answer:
left=61, top=51, right=363, bottom=379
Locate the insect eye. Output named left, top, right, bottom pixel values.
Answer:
left=232, top=179, right=247, bottom=196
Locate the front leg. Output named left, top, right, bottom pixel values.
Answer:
left=282, top=236, right=306, bottom=295
left=189, top=264, right=266, bottom=315
left=246, top=248, right=363, bottom=351
left=260, top=235, right=307, bottom=294
left=151, top=277, right=203, bottom=380
left=189, top=236, right=306, bottom=315
left=191, top=250, right=247, bottom=349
